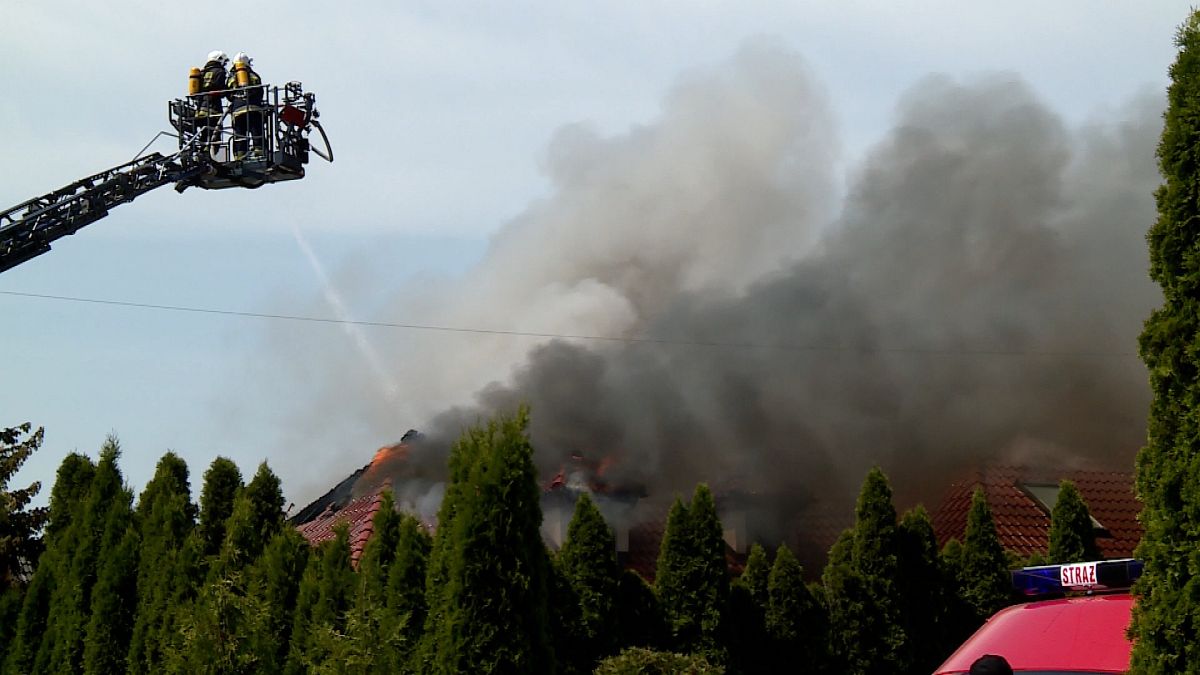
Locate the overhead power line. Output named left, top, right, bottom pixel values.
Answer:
left=0, top=289, right=1140, bottom=358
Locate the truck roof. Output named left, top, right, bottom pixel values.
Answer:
left=934, top=593, right=1133, bottom=674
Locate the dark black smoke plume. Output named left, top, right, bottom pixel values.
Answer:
left=271, top=41, right=1161, bottom=532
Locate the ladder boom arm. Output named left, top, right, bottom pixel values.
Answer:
left=0, top=152, right=199, bottom=273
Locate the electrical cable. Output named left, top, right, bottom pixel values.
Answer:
left=0, top=289, right=1140, bottom=357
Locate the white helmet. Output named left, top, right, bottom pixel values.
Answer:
left=233, top=52, right=253, bottom=66
left=207, top=50, right=228, bottom=65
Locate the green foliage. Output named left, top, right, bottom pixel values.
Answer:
left=75, top=443, right=139, bottom=675
left=286, top=540, right=324, bottom=675
left=957, top=487, right=1010, bottom=622
left=127, top=453, right=196, bottom=675
left=82, top=527, right=140, bottom=674
left=167, top=571, right=269, bottom=674
left=654, top=485, right=729, bottom=665
left=46, top=437, right=132, bottom=674
left=305, top=601, right=415, bottom=675
left=740, top=543, right=769, bottom=606
left=213, top=462, right=285, bottom=577
left=3, top=452, right=94, bottom=675
left=418, top=421, right=486, bottom=665
left=1047, top=480, right=1099, bottom=564
left=1133, top=10, right=1200, bottom=672
left=0, top=424, right=48, bottom=591
left=556, top=492, right=620, bottom=671
left=821, top=467, right=905, bottom=675
left=896, top=506, right=956, bottom=674
left=548, top=550, right=586, bottom=674
left=766, top=544, right=826, bottom=671
left=0, top=585, right=22, bottom=666
left=162, top=460, right=292, bottom=675
left=197, top=457, right=243, bottom=560
left=939, top=538, right=963, bottom=571
left=387, top=513, right=431, bottom=665
left=725, top=542, right=771, bottom=674
left=614, top=569, right=666, bottom=651
left=594, top=647, right=724, bottom=675
left=342, top=491, right=406, bottom=674
left=212, top=461, right=284, bottom=578
left=356, top=491, right=400, bottom=609
left=424, top=408, right=553, bottom=674
left=287, top=525, right=355, bottom=673
left=244, top=527, right=310, bottom=673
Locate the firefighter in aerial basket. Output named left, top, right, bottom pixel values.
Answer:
left=192, top=51, right=228, bottom=155
left=227, top=52, right=265, bottom=161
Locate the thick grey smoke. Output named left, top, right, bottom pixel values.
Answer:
left=265, top=40, right=1161, bottom=523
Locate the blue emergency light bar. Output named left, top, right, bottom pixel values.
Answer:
left=1010, top=559, right=1143, bottom=597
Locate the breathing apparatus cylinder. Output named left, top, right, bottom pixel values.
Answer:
left=188, top=67, right=202, bottom=95
left=234, top=62, right=251, bottom=87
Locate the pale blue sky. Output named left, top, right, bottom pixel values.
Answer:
left=1, top=1, right=1191, bottom=506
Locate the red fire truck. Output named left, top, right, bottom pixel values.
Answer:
left=934, top=559, right=1140, bottom=674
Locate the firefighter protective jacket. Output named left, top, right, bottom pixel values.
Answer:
left=197, top=61, right=227, bottom=115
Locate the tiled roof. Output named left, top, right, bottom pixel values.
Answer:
left=789, top=505, right=854, bottom=577
left=930, top=465, right=1141, bottom=559
left=294, top=490, right=385, bottom=567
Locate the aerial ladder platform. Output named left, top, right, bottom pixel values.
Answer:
left=0, top=81, right=332, bottom=274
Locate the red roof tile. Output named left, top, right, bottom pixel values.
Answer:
left=930, top=466, right=1142, bottom=559
left=294, top=490, right=384, bottom=568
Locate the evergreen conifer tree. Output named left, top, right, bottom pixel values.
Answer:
left=79, top=447, right=139, bottom=675
left=727, top=543, right=770, bottom=674
left=939, top=538, right=963, bottom=571
left=158, top=459, right=274, bottom=675
left=157, top=531, right=206, bottom=669
left=1047, top=480, right=1099, bottom=564
left=957, top=487, right=1009, bottom=623
left=548, top=550, right=586, bottom=674
left=166, top=569, right=268, bottom=674
left=213, top=462, right=284, bottom=576
left=284, top=540, right=324, bottom=675
left=655, top=497, right=691, bottom=639
left=82, top=526, right=140, bottom=674
left=740, top=543, right=769, bottom=606
left=0, top=586, right=21, bottom=666
left=821, top=467, right=905, bottom=675
left=3, top=452, right=94, bottom=675
left=243, top=527, right=310, bottom=673
left=1132, top=10, right=1200, bottom=671
left=0, top=424, right=49, bottom=590
left=46, top=437, right=131, bottom=674
left=767, top=544, right=825, bottom=671
left=557, top=492, right=620, bottom=670
left=288, top=524, right=355, bottom=673
left=127, top=453, right=196, bottom=675
left=896, top=505, right=954, bottom=674
left=385, top=513, right=431, bottom=671
left=614, top=569, right=665, bottom=651
left=343, top=491, right=403, bottom=672
left=197, top=457, right=243, bottom=560
left=418, top=421, right=486, bottom=666
left=358, top=492, right=401, bottom=604
left=935, top=537, right=978, bottom=650
left=654, top=484, right=729, bottom=665
left=427, top=409, right=553, bottom=674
